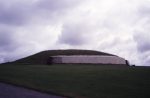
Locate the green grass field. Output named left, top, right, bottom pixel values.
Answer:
left=0, top=64, right=150, bottom=98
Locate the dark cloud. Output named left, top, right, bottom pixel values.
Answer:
left=0, top=2, right=30, bottom=25
left=138, top=3, right=150, bottom=17
left=133, top=32, right=150, bottom=65
left=0, top=31, right=12, bottom=46
left=59, top=33, right=86, bottom=46
left=34, top=0, right=83, bottom=23
left=0, top=8, right=23, bottom=25
left=133, top=32, right=150, bottom=53
left=0, top=28, right=42, bottom=63
left=58, top=23, right=91, bottom=45
left=37, top=0, right=81, bottom=11
left=0, top=0, right=82, bottom=26
left=0, top=30, right=19, bottom=52
left=0, top=29, right=21, bottom=63
left=138, top=42, right=150, bottom=53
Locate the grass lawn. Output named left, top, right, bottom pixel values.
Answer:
left=0, top=64, right=150, bottom=98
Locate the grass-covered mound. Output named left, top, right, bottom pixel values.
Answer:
left=9, top=49, right=114, bottom=65
left=0, top=64, right=150, bottom=98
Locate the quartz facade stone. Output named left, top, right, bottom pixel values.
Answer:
left=49, top=55, right=127, bottom=65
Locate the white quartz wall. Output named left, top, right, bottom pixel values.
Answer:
left=51, top=55, right=126, bottom=64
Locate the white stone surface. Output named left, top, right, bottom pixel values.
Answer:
left=51, top=55, right=126, bottom=65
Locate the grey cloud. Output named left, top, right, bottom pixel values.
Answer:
left=138, top=43, right=150, bottom=53
left=134, top=33, right=150, bottom=53
left=34, top=0, right=84, bottom=23
left=0, top=30, right=19, bottom=52
left=0, top=8, right=23, bottom=25
left=133, top=31, right=150, bottom=65
left=58, top=23, right=92, bottom=46
left=37, top=0, right=81, bottom=11
left=0, top=31, right=12, bottom=46
left=58, top=29, right=86, bottom=45
left=138, top=51, right=150, bottom=66
left=145, top=56, right=150, bottom=65
left=0, top=0, right=82, bottom=26
left=137, top=2, right=150, bottom=17
left=59, top=34, right=86, bottom=46
left=0, top=28, right=42, bottom=63
left=131, top=2, right=150, bottom=65
left=0, top=3, right=30, bottom=25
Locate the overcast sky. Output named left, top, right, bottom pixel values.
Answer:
left=0, top=0, right=150, bottom=66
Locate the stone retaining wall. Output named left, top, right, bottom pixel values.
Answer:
left=49, top=55, right=127, bottom=65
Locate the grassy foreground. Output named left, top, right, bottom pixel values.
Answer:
left=0, top=64, right=150, bottom=98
